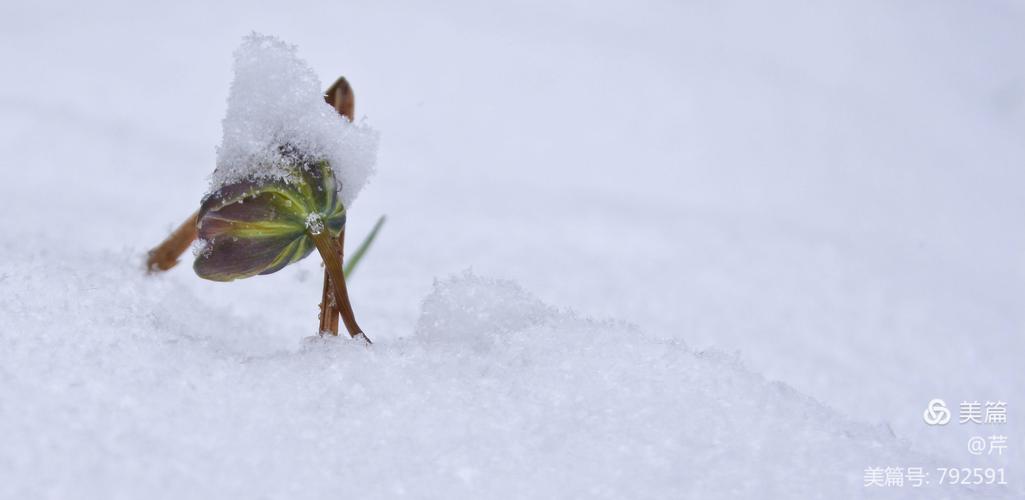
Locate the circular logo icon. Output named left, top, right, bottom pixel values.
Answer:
left=923, top=398, right=951, bottom=425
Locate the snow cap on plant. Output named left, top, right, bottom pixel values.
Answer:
left=209, top=32, right=377, bottom=207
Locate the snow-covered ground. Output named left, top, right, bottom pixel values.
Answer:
left=1, top=0, right=1022, bottom=498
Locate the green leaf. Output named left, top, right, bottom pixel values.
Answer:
left=193, top=154, right=346, bottom=282
left=343, top=215, right=386, bottom=278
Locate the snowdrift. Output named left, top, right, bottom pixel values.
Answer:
left=0, top=252, right=972, bottom=499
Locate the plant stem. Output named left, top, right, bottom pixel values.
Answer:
left=318, top=260, right=333, bottom=333
left=310, top=228, right=371, bottom=344
left=146, top=210, right=198, bottom=272
left=316, top=76, right=357, bottom=335
left=327, top=230, right=342, bottom=334
left=343, top=215, right=386, bottom=278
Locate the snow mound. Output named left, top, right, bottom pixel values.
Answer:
left=1, top=249, right=985, bottom=499
left=210, top=32, right=378, bottom=206
left=416, top=271, right=557, bottom=346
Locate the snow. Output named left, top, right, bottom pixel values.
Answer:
left=0, top=257, right=951, bottom=499
left=1, top=0, right=1023, bottom=498
left=305, top=212, right=325, bottom=234
left=211, top=33, right=378, bottom=207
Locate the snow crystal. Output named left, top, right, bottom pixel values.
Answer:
left=304, top=212, right=324, bottom=234
left=210, top=33, right=378, bottom=207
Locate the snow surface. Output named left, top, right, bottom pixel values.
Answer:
left=0, top=258, right=974, bottom=498
left=1, top=0, right=1023, bottom=498
left=211, top=33, right=378, bottom=206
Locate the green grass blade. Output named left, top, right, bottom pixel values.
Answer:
left=343, top=215, right=386, bottom=278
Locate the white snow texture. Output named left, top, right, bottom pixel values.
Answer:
left=0, top=0, right=1022, bottom=498
left=0, top=258, right=943, bottom=499
left=211, top=33, right=378, bottom=207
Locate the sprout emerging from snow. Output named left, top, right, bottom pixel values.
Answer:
left=190, top=33, right=378, bottom=343
left=210, top=33, right=378, bottom=207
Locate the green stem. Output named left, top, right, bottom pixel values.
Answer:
left=309, top=228, right=371, bottom=344
left=343, top=215, right=386, bottom=278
